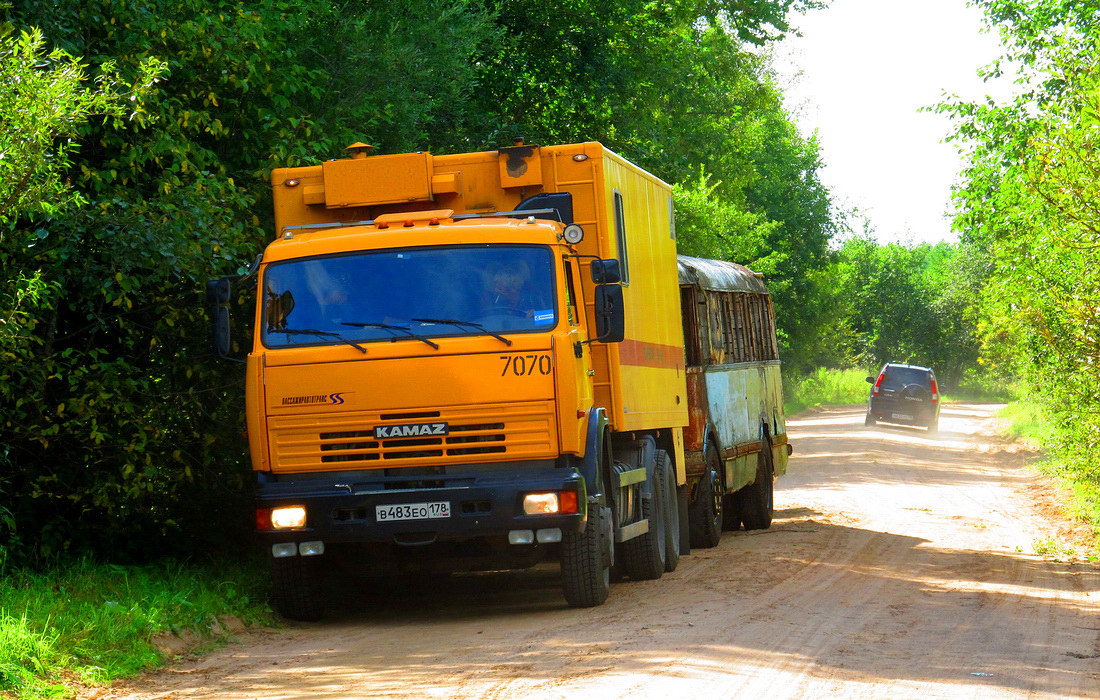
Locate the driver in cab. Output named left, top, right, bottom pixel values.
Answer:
left=481, top=260, right=535, bottom=318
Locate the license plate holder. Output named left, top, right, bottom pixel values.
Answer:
left=891, top=413, right=914, bottom=421
left=376, top=501, right=451, bottom=522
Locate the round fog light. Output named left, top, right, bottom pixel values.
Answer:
left=562, top=224, right=584, bottom=244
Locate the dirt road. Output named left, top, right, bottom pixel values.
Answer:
left=105, top=403, right=1100, bottom=699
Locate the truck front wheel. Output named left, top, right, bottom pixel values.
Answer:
left=560, top=500, right=612, bottom=607
left=270, top=555, right=325, bottom=622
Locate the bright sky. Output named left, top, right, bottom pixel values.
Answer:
left=772, top=0, right=1010, bottom=245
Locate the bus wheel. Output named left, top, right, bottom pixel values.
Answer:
left=656, top=449, right=680, bottom=572
left=271, top=555, right=325, bottom=622
left=561, top=499, right=612, bottom=607
left=738, top=441, right=774, bottom=531
left=621, top=453, right=667, bottom=580
left=689, top=443, right=723, bottom=548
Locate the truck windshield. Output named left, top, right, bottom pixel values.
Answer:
left=261, top=245, right=557, bottom=349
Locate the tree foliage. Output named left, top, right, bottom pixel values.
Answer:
left=827, top=236, right=978, bottom=384
left=0, top=27, right=162, bottom=227
left=941, top=0, right=1100, bottom=518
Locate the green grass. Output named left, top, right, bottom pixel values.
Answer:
left=996, top=399, right=1053, bottom=446
left=0, top=558, right=272, bottom=698
left=784, top=367, right=871, bottom=416
left=944, top=374, right=1023, bottom=403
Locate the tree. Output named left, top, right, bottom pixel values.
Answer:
left=0, top=27, right=162, bottom=227
left=943, top=0, right=1100, bottom=516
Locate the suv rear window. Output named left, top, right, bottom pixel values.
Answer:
left=880, top=367, right=930, bottom=390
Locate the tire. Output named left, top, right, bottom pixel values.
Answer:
left=738, top=438, right=774, bottom=531
left=656, top=449, right=681, bottom=572
left=927, top=415, right=939, bottom=433
left=620, top=452, right=666, bottom=581
left=864, top=410, right=876, bottom=426
left=271, top=555, right=325, bottom=622
left=561, top=501, right=612, bottom=607
left=688, top=443, right=723, bottom=548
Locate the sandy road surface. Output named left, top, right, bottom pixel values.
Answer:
left=101, top=403, right=1100, bottom=699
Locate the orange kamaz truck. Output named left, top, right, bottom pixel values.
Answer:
left=208, top=141, right=783, bottom=620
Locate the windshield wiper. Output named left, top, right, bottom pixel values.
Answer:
left=269, top=327, right=367, bottom=354
left=341, top=322, right=440, bottom=350
left=411, top=318, right=513, bottom=346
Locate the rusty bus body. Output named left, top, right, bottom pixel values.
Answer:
left=678, top=255, right=789, bottom=545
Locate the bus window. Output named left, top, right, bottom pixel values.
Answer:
left=680, top=286, right=701, bottom=367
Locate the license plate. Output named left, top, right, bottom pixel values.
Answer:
left=376, top=501, right=451, bottom=522
left=891, top=413, right=914, bottom=421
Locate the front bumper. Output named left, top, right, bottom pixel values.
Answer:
left=868, top=398, right=938, bottom=425
left=255, top=461, right=588, bottom=551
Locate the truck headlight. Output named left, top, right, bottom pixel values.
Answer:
left=523, top=491, right=579, bottom=515
left=271, top=506, right=307, bottom=529
left=524, top=493, right=559, bottom=514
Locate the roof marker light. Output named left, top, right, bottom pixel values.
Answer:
left=404, top=219, right=415, bottom=227
left=377, top=221, right=389, bottom=229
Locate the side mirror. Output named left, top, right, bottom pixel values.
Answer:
left=593, top=284, right=625, bottom=343
left=206, top=278, right=234, bottom=359
left=865, top=376, right=875, bottom=385
left=590, top=258, right=621, bottom=284
left=265, top=290, right=295, bottom=332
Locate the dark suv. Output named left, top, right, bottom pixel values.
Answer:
left=865, top=363, right=940, bottom=431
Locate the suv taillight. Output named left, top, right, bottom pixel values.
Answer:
left=931, top=377, right=939, bottom=403
left=872, top=372, right=884, bottom=396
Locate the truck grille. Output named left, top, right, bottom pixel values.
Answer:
left=318, top=421, right=506, bottom=462
left=268, top=402, right=557, bottom=472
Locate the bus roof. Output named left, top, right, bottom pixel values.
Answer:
left=677, top=255, right=767, bottom=294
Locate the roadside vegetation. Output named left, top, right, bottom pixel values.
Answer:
left=0, top=559, right=270, bottom=698
left=3, top=0, right=1100, bottom=695
left=783, top=368, right=869, bottom=416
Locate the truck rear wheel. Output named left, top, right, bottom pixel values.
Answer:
left=656, top=449, right=680, bottom=572
left=560, top=500, right=612, bottom=607
left=621, top=455, right=666, bottom=581
left=688, top=443, right=723, bottom=548
left=270, top=556, right=325, bottom=622
left=738, top=439, right=774, bottom=531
